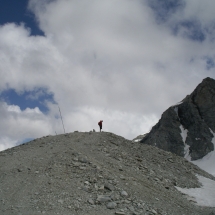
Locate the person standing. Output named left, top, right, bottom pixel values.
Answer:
left=98, top=120, right=103, bottom=132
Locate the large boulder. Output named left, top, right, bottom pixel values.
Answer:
left=141, top=77, right=215, bottom=160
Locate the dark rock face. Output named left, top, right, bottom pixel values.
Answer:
left=141, top=77, right=215, bottom=160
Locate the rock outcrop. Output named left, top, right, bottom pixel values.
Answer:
left=141, top=77, right=215, bottom=160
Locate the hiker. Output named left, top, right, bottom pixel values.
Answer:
left=98, top=120, right=103, bottom=132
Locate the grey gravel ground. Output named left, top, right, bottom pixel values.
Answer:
left=0, top=131, right=215, bottom=215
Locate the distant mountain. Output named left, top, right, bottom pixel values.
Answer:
left=141, top=77, right=215, bottom=161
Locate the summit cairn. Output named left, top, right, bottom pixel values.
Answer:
left=141, top=77, right=215, bottom=160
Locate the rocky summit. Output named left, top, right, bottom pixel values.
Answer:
left=141, top=77, right=215, bottom=160
left=0, top=131, right=215, bottom=215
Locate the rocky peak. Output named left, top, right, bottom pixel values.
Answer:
left=141, top=77, right=215, bottom=160
left=188, top=77, right=215, bottom=132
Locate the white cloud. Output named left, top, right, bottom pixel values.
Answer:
left=0, top=102, right=53, bottom=148
left=56, top=105, right=158, bottom=138
left=183, top=0, right=215, bottom=24
left=0, top=0, right=215, bottom=150
left=0, top=137, right=17, bottom=152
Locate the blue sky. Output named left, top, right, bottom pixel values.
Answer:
left=0, top=88, right=55, bottom=113
left=0, top=0, right=44, bottom=36
left=147, top=0, right=185, bottom=23
left=0, top=0, right=49, bottom=116
left=0, top=0, right=215, bottom=151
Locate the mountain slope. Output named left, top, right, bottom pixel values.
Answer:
left=141, top=77, right=215, bottom=161
left=0, top=131, right=215, bottom=215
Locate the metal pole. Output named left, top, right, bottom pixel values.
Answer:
left=58, top=105, right=65, bottom=134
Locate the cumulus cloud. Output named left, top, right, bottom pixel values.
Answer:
left=0, top=102, right=54, bottom=147
left=0, top=0, right=215, bottom=150
left=183, top=0, right=215, bottom=24
left=0, top=137, right=17, bottom=152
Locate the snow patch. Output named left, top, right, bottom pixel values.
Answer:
left=179, top=125, right=190, bottom=160
left=180, top=125, right=188, bottom=143
left=133, top=139, right=141, bottom=142
left=191, top=129, right=215, bottom=176
left=184, top=144, right=191, bottom=161
left=174, top=106, right=178, bottom=116
left=209, top=128, right=215, bottom=145
left=176, top=175, right=215, bottom=207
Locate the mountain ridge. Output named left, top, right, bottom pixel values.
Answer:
left=0, top=131, right=215, bottom=215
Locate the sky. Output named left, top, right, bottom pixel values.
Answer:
left=0, top=0, right=215, bottom=151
